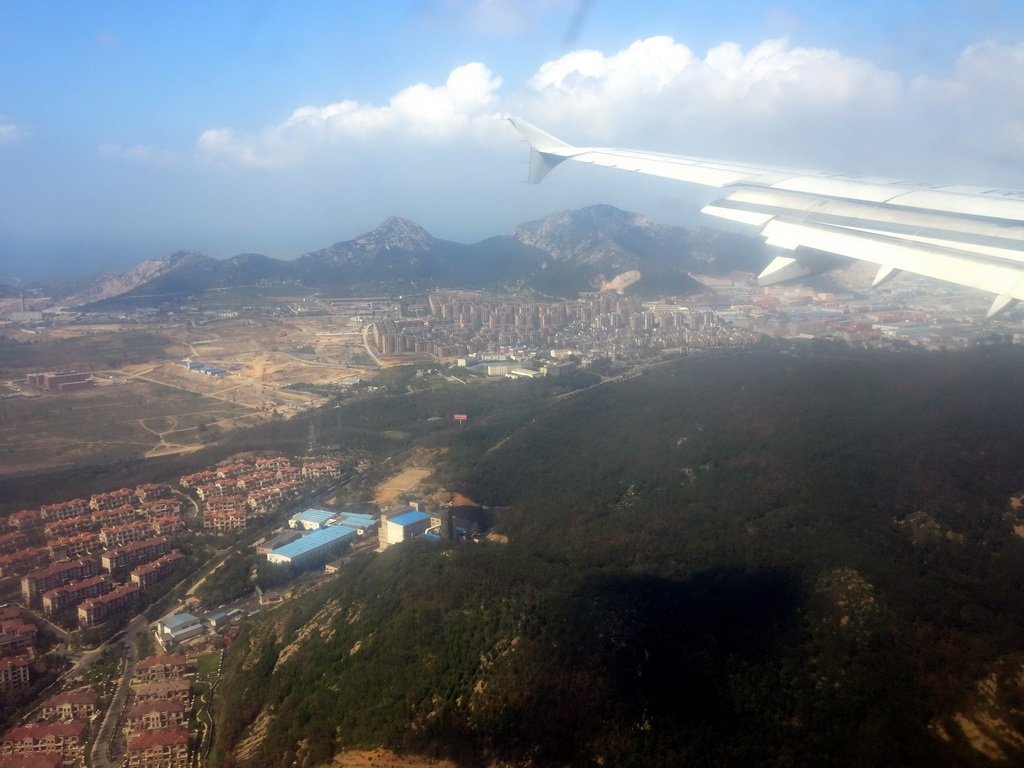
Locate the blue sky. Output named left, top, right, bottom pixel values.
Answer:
left=3, top=0, right=1024, bottom=281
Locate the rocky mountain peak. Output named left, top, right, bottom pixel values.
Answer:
left=510, top=204, right=673, bottom=265
left=354, top=216, right=435, bottom=253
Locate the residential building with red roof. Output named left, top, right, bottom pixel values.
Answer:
left=39, top=499, right=89, bottom=522
left=0, top=548, right=50, bottom=579
left=78, top=584, right=141, bottom=628
left=131, top=552, right=185, bottom=590
left=133, top=654, right=186, bottom=682
left=0, top=533, right=27, bottom=555
left=124, top=699, right=187, bottom=734
left=125, top=726, right=188, bottom=768
left=0, top=752, right=62, bottom=768
left=39, top=690, right=99, bottom=721
left=134, top=484, right=172, bottom=503
left=0, top=616, right=37, bottom=658
left=99, top=521, right=152, bottom=549
left=150, top=516, right=184, bottom=536
left=42, top=576, right=110, bottom=615
left=21, top=559, right=98, bottom=606
left=0, top=721, right=86, bottom=764
left=89, top=488, right=135, bottom=512
left=47, top=533, right=99, bottom=561
left=101, top=537, right=170, bottom=576
left=139, top=499, right=183, bottom=519
left=42, top=517, right=93, bottom=541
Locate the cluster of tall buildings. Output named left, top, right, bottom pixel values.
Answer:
left=369, top=292, right=749, bottom=362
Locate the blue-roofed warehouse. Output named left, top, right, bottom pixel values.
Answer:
left=334, top=512, right=378, bottom=533
left=289, top=509, right=334, bottom=530
left=266, top=525, right=357, bottom=565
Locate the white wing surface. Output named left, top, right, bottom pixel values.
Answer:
left=508, top=117, right=1024, bottom=317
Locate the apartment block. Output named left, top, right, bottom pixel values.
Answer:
left=78, top=584, right=141, bottom=628
left=47, top=533, right=99, bottom=561
left=39, top=499, right=89, bottom=522
left=41, top=576, right=110, bottom=615
left=0, top=615, right=37, bottom=658
left=125, top=727, right=189, bottom=768
left=0, top=721, right=86, bottom=765
left=150, top=516, right=184, bottom=536
left=89, top=488, right=135, bottom=512
left=39, top=690, right=99, bottom=721
left=9, top=510, right=42, bottom=530
left=0, top=657, right=30, bottom=692
left=134, top=654, right=186, bottom=682
left=301, top=460, right=342, bottom=480
left=21, top=559, right=99, bottom=606
left=134, top=484, right=172, bottom=503
left=131, top=552, right=185, bottom=590
left=101, top=537, right=170, bottom=576
left=91, top=504, right=138, bottom=528
left=204, top=495, right=246, bottom=513
left=0, top=548, right=50, bottom=579
left=131, top=678, right=190, bottom=706
left=43, top=517, right=93, bottom=541
left=0, top=533, right=27, bottom=555
left=99, top=521, right=152, bottom=548
left=124, top=699, right=187, bottom=734
left=201, top=509, right=248, bottom=532
left=139, top=499, right=183, bottom=519
left=179, top=471, right=217, bottom=489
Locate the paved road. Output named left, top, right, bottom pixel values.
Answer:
left=90, top=614, right=147, bottom=768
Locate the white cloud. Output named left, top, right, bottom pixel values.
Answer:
left=198, top=62, right=504, bottom=168
left=194, top=35, right=1024, bottom=187
left=0, top=118, right=29, bottom=146
left=909, top=41, right=1024, bottom=166
left=521, top=37, right=902, bottom=155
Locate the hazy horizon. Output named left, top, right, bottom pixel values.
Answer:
left=4, top=1, right=1024, bottom=281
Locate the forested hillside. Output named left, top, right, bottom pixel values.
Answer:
left=212, top=346, right=1024, bottom=767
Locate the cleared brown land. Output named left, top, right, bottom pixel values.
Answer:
left=327, top=749, right=456, bottom=768
left=0, top=309, right=399, bottom=474
left=0, top=379, right=261, bottom=474
left=373, top=468, right=433, bottom=504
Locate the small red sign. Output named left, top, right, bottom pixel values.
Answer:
left=453, top=414, right=467, bottom=420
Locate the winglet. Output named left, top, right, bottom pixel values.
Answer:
left=507, top=116, right=575, bottom=184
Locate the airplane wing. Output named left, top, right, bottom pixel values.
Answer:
left=508, top=116, right=1024, bottom=317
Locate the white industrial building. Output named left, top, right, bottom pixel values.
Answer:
left=380, top=509, right=432, bottom=548
left=157, top=612, right=204, bottom=648
left=288, top=509, right=334, bottom=530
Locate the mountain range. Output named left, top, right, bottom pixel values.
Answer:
left=18, top=205, right=766, bottom=308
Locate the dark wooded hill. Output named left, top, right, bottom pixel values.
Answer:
left=211, top=345, right=1024, bottom=768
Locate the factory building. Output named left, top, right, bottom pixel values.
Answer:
left=287, top=509, right=333, bottom=530
left=156, top=613, right=204, bottom=648
left=380, top=509, right=432, bottom=548
left=265, top=525, right=357, bottom=565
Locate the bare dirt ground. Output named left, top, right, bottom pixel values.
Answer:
left=327, top=749, right=456, bottom=768
left=1, top=311, right=397, bottom=475
left=373, top=468, right=434, bottom=505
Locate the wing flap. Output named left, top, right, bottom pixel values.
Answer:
left=759, top=219, right=1024, bottom=301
